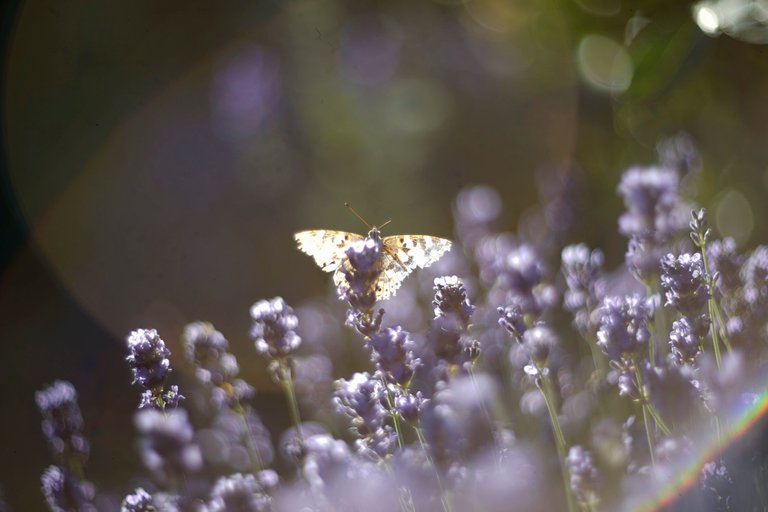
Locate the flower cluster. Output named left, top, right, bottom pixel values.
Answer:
left=29, top=144, right=768, bottom=512
left=126, top=328, right=183, bottom=410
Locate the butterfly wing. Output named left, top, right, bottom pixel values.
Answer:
left=377, top=235, right=453, bottom=300
left=294, top=230, right=363, bottom=273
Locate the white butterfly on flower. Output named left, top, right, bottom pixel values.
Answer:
left=295, top=204, right=452, bottom=301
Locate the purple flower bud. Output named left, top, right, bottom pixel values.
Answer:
left=339, top=238, right=383, bottom=313
left=669, top=316, right=708, bottom=365
left=368, top=326, right=421, bottom=386
left=333, top=373, right=387, bottom=437
left=596, top=296, right=651, bottom=362
left=522, top=324, right=558, bottom=367
left=121, top=487, right=155, bottom=512
left=660, top=253, right=708, bottom=317
left=250, top=297, right=301, bottom=360
left=126, top=329, right=171, bottom=390
left=433, top=276, right=475, bottom=324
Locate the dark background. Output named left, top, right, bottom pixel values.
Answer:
left=3, top=0, right=768, bottom=509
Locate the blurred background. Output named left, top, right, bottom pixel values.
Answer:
left=2, top=0, right=768, bottom=509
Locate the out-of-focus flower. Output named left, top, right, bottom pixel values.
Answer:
left=41, top=465, right=96, bottom=512
left=207, top=473, right=271, bottom=512
left=183, top=321, right=254, bottom=409
left=36, top=381, right=89, bottom=467
left=561, top=244, right=605, bottom=336
left=567, top=445, right=601, bottom=508
left=618, top=165, right=688, bottom=282
left=135, top=409, right=202, bottom=485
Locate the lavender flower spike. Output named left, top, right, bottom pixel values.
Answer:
left=135, top=408, right=202, bottom=485
left=660, top=253, right=708, bottom=318
left=121, top=487, right=155, bottom=512
left=369, top=326, right=421, bottom=386
left=126, top=329, right=183, bottom=410
left=250, top=297, right=301, bottom=360
left=36, top=380, right=89, bottom=467
left=596, top=296, right=652, bottom=363
left=41, top=465, right=96, bottom=512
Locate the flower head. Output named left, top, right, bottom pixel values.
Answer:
left=41, top=466, right=95, bottom=512
left=135, top=408, right=202, bottom=484
left=126, top=329, right=171, bottom=390
left=660, top=253, right=708, bottom=317
left=207, top=473, right=271, bottom=512
left=36, top=380, right=89, bottom=465
left=250, top=297, right=301, bottom=360
left=596, top=296, right=652, bottom=362
left=368, top=326, right=421, bottom=386
left=121, top=488, right=155, bottom=512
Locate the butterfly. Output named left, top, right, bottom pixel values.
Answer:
left=295, top=206, right=452, bottom=301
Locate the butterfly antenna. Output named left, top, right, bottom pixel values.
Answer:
left=378, top=219, right=392, bottom=230
left=344, top=202, right=372, bottom=229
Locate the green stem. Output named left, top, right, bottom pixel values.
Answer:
left=641, top=403, right=656, bottom=467
left=699, top=240, right=725, bottom=366
left=233, top=402, right=264, bottom=473
left=279, top=362, right=304, bottom=445
left=633, top=360, right=672, bottom=437
left=539, top=370, right=576, bottom=512
left=381, top=379, right=405, bottom=450
left=712, top=301, right=734, bottom=353
left=415, top=426, right=453, bottom=512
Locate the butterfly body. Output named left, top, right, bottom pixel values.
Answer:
left=294, top=226, right=452, bottom=301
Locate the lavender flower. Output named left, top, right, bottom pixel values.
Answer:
left=498, top=304, right=527, bottom=343
left=596, top=296, right=652, bottom=362
left=617, top=165, right=687, bottom=281
left=134, top=408, right=202, bottom=485
left=333, top=372, right=387, bottom=437
left=207, top=473, right=271, bottom=512
left=182, top=322, right=237, bottom=386
left=669, top=316, right=706, bottom=365
left=333, top=373, right=395, bottom=458
left=368, top=326, right=421, bottom=386
left=493, top=243, right=556, bottom=317
left=521, top=323, right=558, bottom=368
left=36, top=381, right=89, bottom=467
left=126, top=329, right=172, bottom=390
left=393, top=388, right=428, bottom=423
left=121, top=488, right=155, bottom=512
left=617, top=166, right=681, bottom=241
left=707, top=237, right=742, bottom=294
left=126, top=329, right=182, bottom=410
left=250, top=297, right=301, bottom=360
left=660, top=253, right=708, bottom=318
left=40, top=466, right=95, bottom=512
left=433, top=275, right=475, bottom=324
left=338, top=237, right=385, bottom=337
left=567, top=445, right=600, bottom=508
left=561, top=244, right=605, bottom=335
left=182, top=321, right=254, bottom=409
